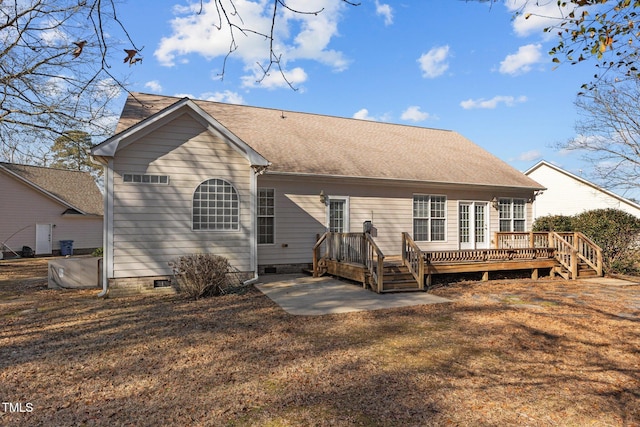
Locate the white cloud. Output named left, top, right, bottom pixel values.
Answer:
left=171, top=91, right=244, bottom=104
left=417, top=46, right=450, bottom=78
left=499, top=44, right=543, bottom=75
left=352, top=108, right=392, bottom=122
left=353, top=108, right=377, bottom=121
left=155, top=0, right=349, bottom=87
left=517, top=150, right=542, bottom=162
left=201, top=90, right=245, bottom=104
left=144, top=80, right=163, bottom=93
left=505, top=0, right=584, bottom=38
left=375, top=1, right=393, bottom=26
left=241, top=66, right=308, bottom=90
left=460, top=95, right=528, bottom=110
left=401, top=106, right=430, bottom=122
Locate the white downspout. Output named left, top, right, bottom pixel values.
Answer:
left=94, top=157, right=113, bottom=297
left=245, top=165, right=267, bottom=285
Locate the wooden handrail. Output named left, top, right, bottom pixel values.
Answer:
left=549, top=232, right=577, bottom=278
left=401, top=232, right=424, bottom=290
left=364, top=233, right=385, bottom=293
left=312, top=232, right=329, bottom=277
left=574, top=232, right=604, bottom=276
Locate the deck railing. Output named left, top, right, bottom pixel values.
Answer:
left=313, top=232, right=385, bottom=291
left=424, top=247, right=555, bottom=263
left=401, top=232, right=424, bottom=290
left=548, top=232, right=577, bottom=279
left=495, top=232, right=550, bottom=248
left=496, top=231, right=603, bottom=279
left=364, top=233, right=385, bottom=293
left=312, top=232, right=329, bottom=277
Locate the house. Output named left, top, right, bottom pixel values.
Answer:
left=90, top=92, right=544, bottom=294
left=525, top=160, right=640, bottom=220
left=0, top=163, right=103, bottom=258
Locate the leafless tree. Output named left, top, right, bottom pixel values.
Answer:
left=1, top=0, right=362, bottom=163
left=560, top=78, right=640, bottom=194
left=0, top=0, right=143, bottom=163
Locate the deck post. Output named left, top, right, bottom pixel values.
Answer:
left=571, top=248, right=578, bottom=279
left=596, top=250, right=603, bottom=277
left=482, top=271, right=489, bottom=281
left=529, top=231, right=535, bottom=247
left=531, top=268, right=539, bottom=280
left=418, top=254, right=425, bottom=290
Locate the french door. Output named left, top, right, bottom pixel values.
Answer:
left=459, top=202, right=488, bottom=249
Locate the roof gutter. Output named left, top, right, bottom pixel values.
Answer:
left=263, top=170, right=546, bottom=191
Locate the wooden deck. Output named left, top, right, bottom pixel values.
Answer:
left=313, top=231, right=603, bottom=293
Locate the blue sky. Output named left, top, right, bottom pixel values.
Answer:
left=110, top=0, right=603, bottom=186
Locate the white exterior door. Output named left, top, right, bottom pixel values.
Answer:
left=459, top=202, right=488, bottom=250
left=35, top=223, right=53, bottom=254
left=327, top=197, right=349, bottom=232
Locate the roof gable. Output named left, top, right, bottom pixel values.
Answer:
left=92, top=97, right=269, bottom=168
left=525, top=160, right=640, bottom=210
left=0, top=163, right=103, bottom=216
left=105, top=92, right=543, bottom=190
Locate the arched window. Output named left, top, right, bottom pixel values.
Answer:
left=192, top=179, right=239, bottom=230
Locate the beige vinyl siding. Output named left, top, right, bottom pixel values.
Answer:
left=0, top=172, right=102, bottom=252
left=111, top=112, right=252, bottom=278
left=257, top=175, right=536, bottom=265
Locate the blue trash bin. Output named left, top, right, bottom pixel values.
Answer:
left=59, top=240, right=74, bottom=256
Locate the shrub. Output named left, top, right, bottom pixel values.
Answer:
left=92, top=247, right=103, bottom=257
left=532, top=215, right=574, bottom=232
left=571, top=209, right=640, bottom=274
left=170, top=254, right=234, bottom=300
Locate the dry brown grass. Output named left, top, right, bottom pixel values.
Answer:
left=1, top=258, right=639, bottom=426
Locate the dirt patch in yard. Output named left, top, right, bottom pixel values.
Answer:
left=0, top=258, right=639, bottom=426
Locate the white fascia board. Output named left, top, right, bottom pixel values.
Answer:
left=526, top=160, right=640, bottom=210
left=91, top=98, right=271, bottom=168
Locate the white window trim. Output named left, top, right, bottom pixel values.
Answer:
left=191, top=178, right=241, bottom=232
left=413, top=193, right=447, bottom=242
left=122, top=173, right=170, bottom=184
left=458, top=200, right=490, bottom=249
left=326, top=195, right=350, bottom=232
left=257, top=187, right=276, bottom=245
left=498, top=197, right=527, bottom=232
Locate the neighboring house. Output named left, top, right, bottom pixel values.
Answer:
left=0, top=163, right=103, bottom=257
left=525, top=160, right=640, bottom=220
left=91, top=92, right=544, bottom=293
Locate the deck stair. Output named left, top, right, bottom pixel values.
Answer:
left=555, top=260, right=599, bottom=280
left=375, top=256, right=422, bottom=292
left=313, top=231, right=604, bottom=294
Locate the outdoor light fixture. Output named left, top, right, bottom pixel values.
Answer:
left=319, top=190, right=326, bottom=204
left=491, top=197, right=499, bottom=210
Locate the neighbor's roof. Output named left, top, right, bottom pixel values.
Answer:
left=111, top=92, right=543, bottom=189
left=0, top=163, right=103, bottom=216
left=526, top=160, right=640, bottom=210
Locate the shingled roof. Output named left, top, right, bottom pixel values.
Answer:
left=112, top=92, right=543, bottom=189
left=0, top=163, right=103, bottom=216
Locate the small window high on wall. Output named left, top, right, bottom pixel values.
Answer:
left=192, top=179, right=239, bottom=231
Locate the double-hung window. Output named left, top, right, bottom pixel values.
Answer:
left=413, top=195, right=446, bottom=241
left=498, top=198, right=526, bottom=232
left=257, top=188, right=275, bottom=244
